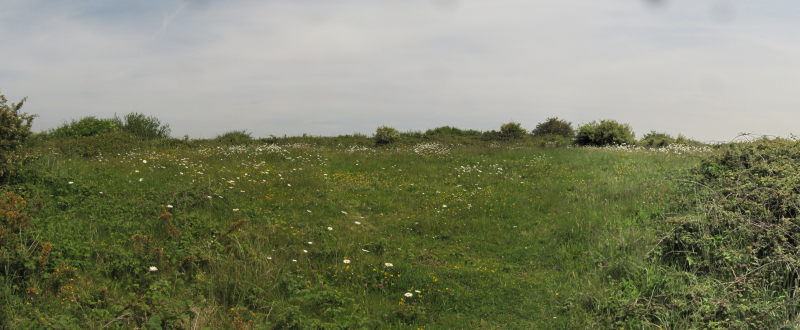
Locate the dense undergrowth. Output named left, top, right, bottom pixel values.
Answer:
left=601, top=138, right=800, bottom=328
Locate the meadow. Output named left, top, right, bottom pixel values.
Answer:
left=2, top=133, right=709, bottom=328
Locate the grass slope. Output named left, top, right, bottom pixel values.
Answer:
left=4, top=140, right=701, bottom=328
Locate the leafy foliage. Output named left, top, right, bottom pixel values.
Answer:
left=374, top=126, right=400, bottom=145
left=602, top=139, right=800, bottom=328
left=49, top=117, right=119, bottom=138
left=574, top=120, right=635, bottom=146
left=0, top=94, right=35, bottom=179
left=114, top=112, right=171, bottom=140
left=639, top=131, right=675, bottom=147
left=499, top=122, right=526, bottom=140
left=214, top=130, right=253, bottom=145
left=532, top=117, right=574, bottom=138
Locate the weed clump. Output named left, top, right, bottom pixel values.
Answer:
left=574, top=120, right=634, bottom=146
left=375, top=126, right=400, bottom=146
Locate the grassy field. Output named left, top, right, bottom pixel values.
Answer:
left=3, top=138, right=706, bottom=328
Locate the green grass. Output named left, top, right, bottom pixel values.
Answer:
left=3, top=140, right=703, bottom=328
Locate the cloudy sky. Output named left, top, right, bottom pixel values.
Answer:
left=2, top=0, right=799, bottom=141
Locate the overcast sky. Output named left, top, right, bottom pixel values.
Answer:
left=2, top=0, right=799, bottom=141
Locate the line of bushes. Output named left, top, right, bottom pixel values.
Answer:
left=372, top=118, right=702, bottom=147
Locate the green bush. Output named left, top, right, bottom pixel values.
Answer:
left=639, top=131, right=675, bottom=148
left=374, top=126, right=400, bottom=146
left=574, top=120, right=635, bottom=146
left=499, top=122, right=526, bottom=140
left=49, top=117, right=118, bottom=138
left=531, top=117, right=574, bottom=138
left=424, top=126, right=482, bottom=137
left=0, top=95, right=35, bottom=179
left=215, top=130, right=253, bottom=145
left=114, top=113, right=171, bottom=140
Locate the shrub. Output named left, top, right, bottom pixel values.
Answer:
left=424, top=126, right=481, bottom=137
left=215, top=131, right=253, bottom=145
left=374, top=126, right=400, bottom=145
left=114, top=113, right=171, bottom=140
left=499, top=122, right=526, bottom=140
left=0, top=95, right=35, bottom=179
left=639, top=131, right=675, bottom=148
left=49, top=117, right=118, bottom=138
left=531, top=117, right=574, bottom=138
left=574, top=120, right=635, bottom=146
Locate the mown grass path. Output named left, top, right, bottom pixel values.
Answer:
left=9, top=143, right=701, bottom=328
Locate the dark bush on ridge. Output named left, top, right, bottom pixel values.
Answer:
left=639, top=131, right=675, bottom=147
left=374, top=126, right=400, bottom=145
left=49, top=117, right=119, bottom=138
left=499, top=122, right=526, bottom=140
left=532, top=117, right=574, bottom=138
left=215, top=130, right=253, bottom=144
left=424, top=126, right=482, bottom=137
left=574, top=120, right=635, bottom=146
left=114, top=112, right=171, bottom=139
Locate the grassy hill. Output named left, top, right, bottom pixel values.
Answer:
left=2, top=135, right=706, bottom=328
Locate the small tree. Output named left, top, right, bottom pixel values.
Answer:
left=375, top=126, right=400, bottom=145
left=499, top=122, right=526, bottom=140
left=532, top=117, right=574, bottom=138
left=0, top=94, right=35, bottom=178
left=574, top=120, right=635, bottom=146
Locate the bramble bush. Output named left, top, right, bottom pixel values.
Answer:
left=574, top=120, right=635, bottom=146
left=0, top=94, right=35, bottom=179
left=532, top=117, right=574, bottom=139
left=375, top=126, right=400, bottom=145
left=602, top=138, right=800, bottom=328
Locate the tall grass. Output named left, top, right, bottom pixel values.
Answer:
left=5, top=137, right=702, bottom=328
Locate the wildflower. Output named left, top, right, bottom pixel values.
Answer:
left=267, top=256, right=272, bottom=260
left=287, top=183, right=291, bottom=187
left=361, top=249, right=370, bottom=252
left=166, top=204, right=174, bottom=209
left=327, top=226, right=333, bottom=231
left=303, top=249, right=308, bottom=253
left=384, top=262, right=394, bottom=267
left=341, top=210, right=348, bottom=215
left=307, top=210, right=312, bottom=213
left=68, top=181, right=74, bottom=185
left=404, top=292, right=413, bottom=298
left=354, top=221, right=361, bottom=225
left=139, top=178, right=143, bottom=182
left=292, top=259, right=297, bottom=262
left=232, top=208, right=240, bottom=212
left=307, top=241, right=313, bottom=245
left=343, top=259, right=351, bottom=264
left=142, top=160, right=148, bottom=164
left=414, top=290, right=421, bottom=293
left=148, top=266, right=158, bottom=272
